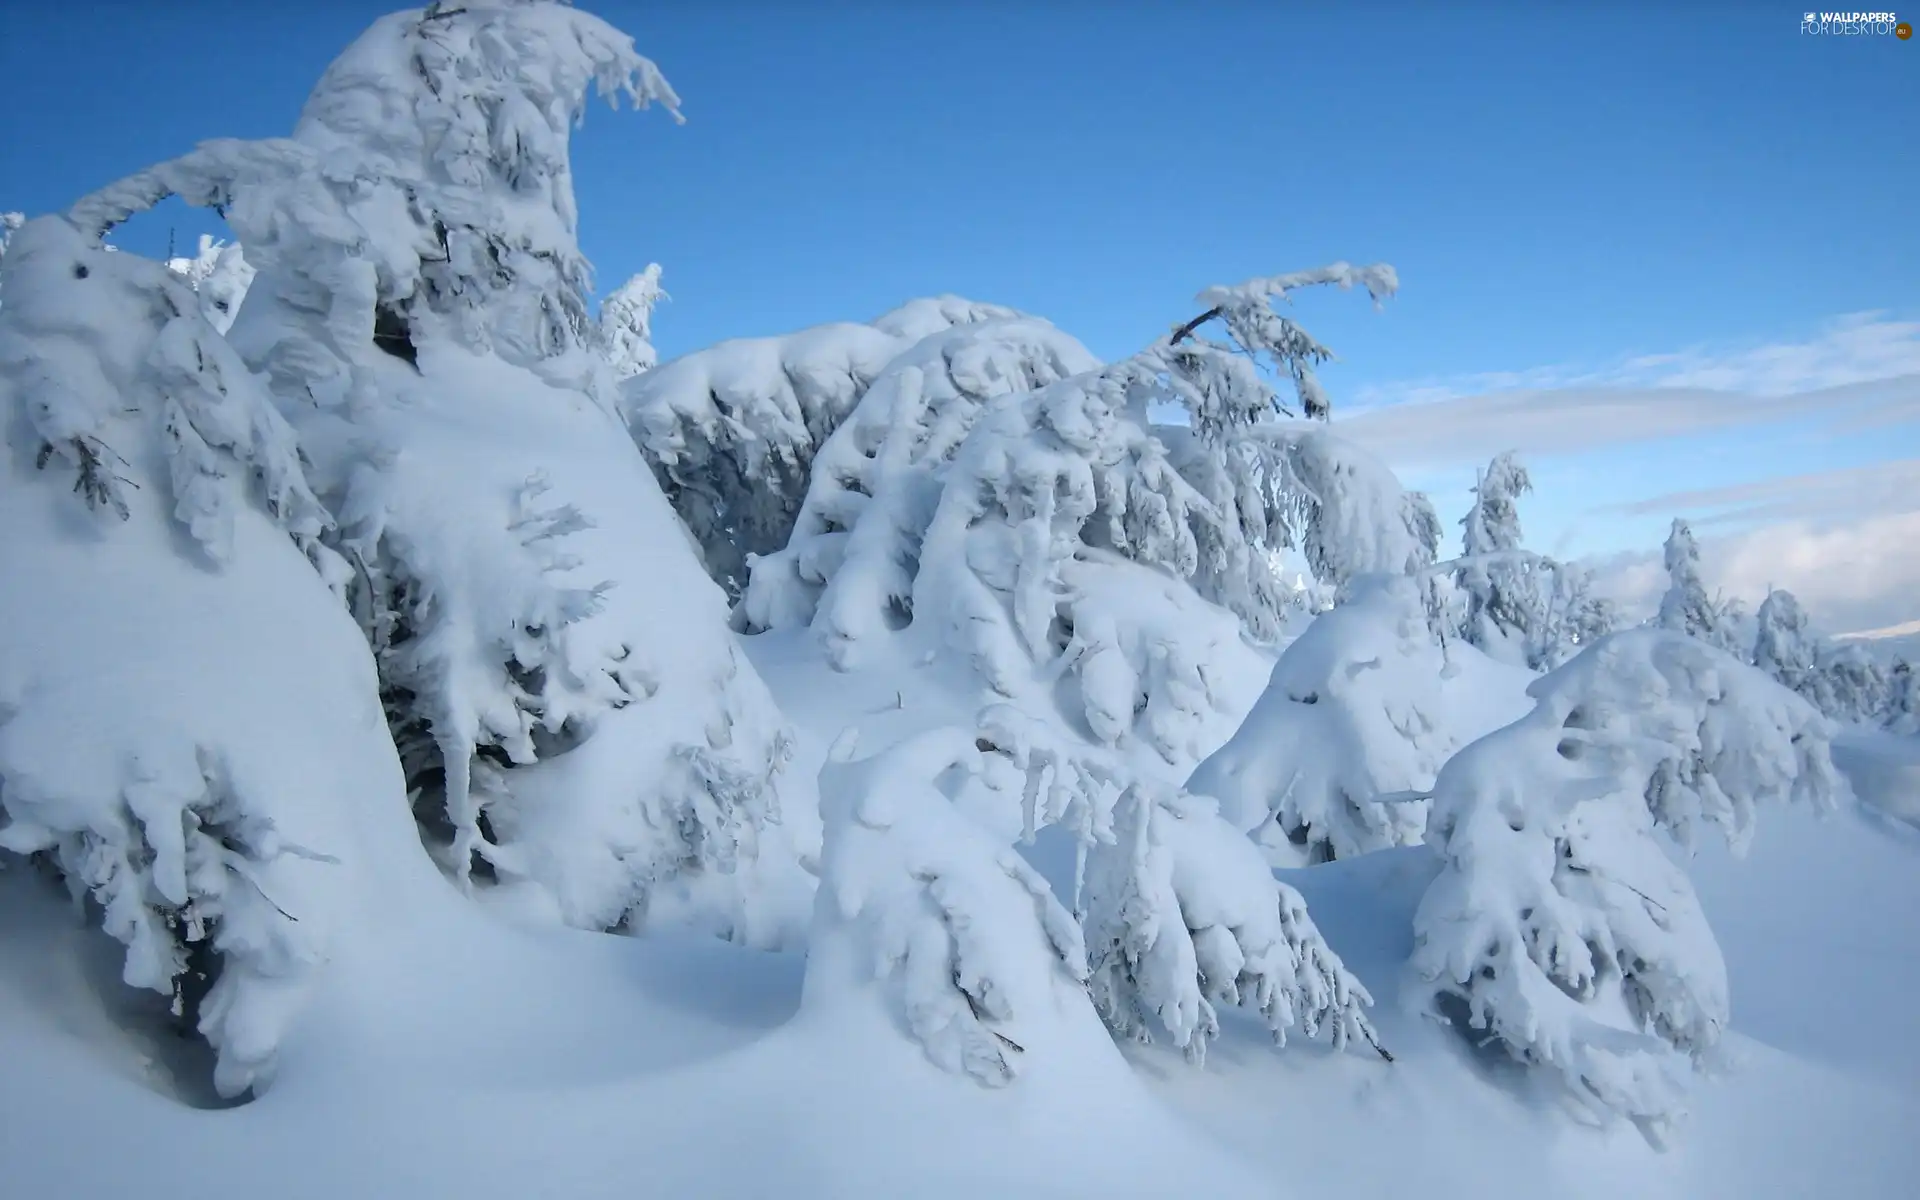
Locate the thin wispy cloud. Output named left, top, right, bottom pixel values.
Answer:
left=1351, top=311, right=1920, bottom=408
left=1333, top=312, right=1920, bottom=470
left=1604, top=458, right=1920, bottom=526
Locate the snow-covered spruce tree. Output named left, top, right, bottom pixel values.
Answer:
left=1751, top=590, right=1896, bottom=726
left=1541, top=559, right=1621, bottom=667
left=1186, top=574, right=1450, bottom=864
left=1454, top=452, right=1543, bottom=662
left=745, top=266, right=1431, bottom=764
left=1444, top=452, right=1616, bottom=671
left=0, top=214, right=389, bottom=1098
left=738, top=314, right=1102, bottom=655
left=1656, top=519, right=1743, bottom=656
left=1081, top=784, right=1388, bottom=1064
left=806, top=728, right=1091, bottom=1086
left=67, top=1, right=799, bottom=941
left=598, top=262, right=665, bottom=381
left=1411, top=627, right=1842, bottom=1144
left=1752, top=588, right=1821, bottom=702
left=961, top=703, right=1388, bottom=1067
left=625, top=295, right=1026, bottom=596
left=166, top=233, right=255, bottom=334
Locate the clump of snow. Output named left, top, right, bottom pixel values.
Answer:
left=0, top=214, right=397, bottom=1097
left=868, top=294, right=1027, bottom=342
left=1411, top=627, right=1843, bottom=1143
left=1, top=215, right=334, bottom=575
left=166, top=234, right=254, bottom=334
left=1186, top=574, right=1452, bottom=863
left=806, top=728, right=1088, bottom=1086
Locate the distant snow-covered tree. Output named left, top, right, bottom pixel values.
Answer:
left=0, top=214, right=375, bottom=1098
left=1412, top=628, right=1842, bottom=1145
left=1543, top=560, right=1621, bottom=666
left=1454, top=452, right=1541, bottom=662
left=1186, top=575, right=1451, bottom=864
left=625, top=296, right=1026, bottom=595
left=1440, top=453, right=1612, bottom=671
left=598, top=262, right=665, bottom=381
left=1815, top=640, right=1890, bottom=725
left=807, top=728, right=1091, bottom=1086
left=1886, top=659, right=1917, bottom=734
left=66, top=0, right=797, bottom=940
left=1752, top=589, right=1820, bottom=701
left=1656, top=519, right=1742, bottom=656
left=1750, top=590, right=1897, bottom=726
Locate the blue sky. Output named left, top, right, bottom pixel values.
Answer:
left=3, top=1, right=1915, bottom=629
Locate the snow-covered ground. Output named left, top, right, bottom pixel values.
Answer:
left=5, top=630, right=1916, bottom=1198
left=3, top=4, right=1916, bottom=1198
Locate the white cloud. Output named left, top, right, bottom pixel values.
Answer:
left=1587, top=510, right=1920, bottom=639
left=1606, top=458, right=1920, bottom=527
left=1352, top=311, right=1920, bottom=408
left=1333, top=313, right=1920, bottom=470
left=1344, top=313, right=1920, bottom=639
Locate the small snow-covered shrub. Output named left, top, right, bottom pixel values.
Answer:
left=1082, top=786, right=1388, bottom=1064
left=963, top=704, right=1387, bottom=1067
left=807, top=729, right=1090, bottom=1086
left=1186, top=575, right=1451, bottom=864
left=1411, top=628, right=1842, bottom=1144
